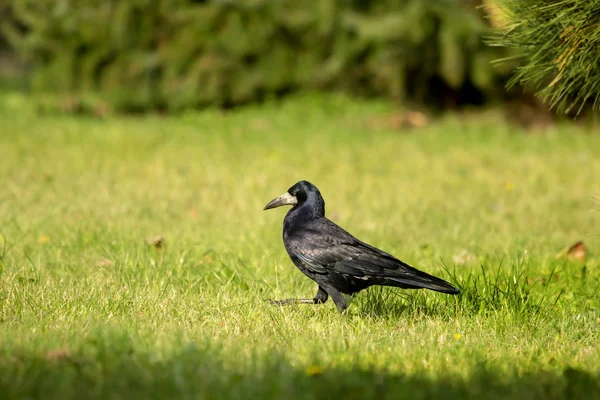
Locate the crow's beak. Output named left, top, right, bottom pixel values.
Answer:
left=264, top=192, right=297, bottom=210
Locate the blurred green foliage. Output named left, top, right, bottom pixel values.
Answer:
left=2, top=0, right=517, bottom=112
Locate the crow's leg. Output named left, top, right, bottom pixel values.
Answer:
left=269, top=286, right=329, bottom=306
left=313, top=286, right=329, bottom=303
left=269, top=299, right=315, bottom=305
left=323, top=287, right=353, bottom=313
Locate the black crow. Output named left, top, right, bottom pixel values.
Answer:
left=264, top=180, right=459, bottom=312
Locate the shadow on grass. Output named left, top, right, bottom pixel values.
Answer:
left=0, top=343, right=597, bottom=400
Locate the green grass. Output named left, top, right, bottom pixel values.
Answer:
left=0, top=93, right=599, bottom=399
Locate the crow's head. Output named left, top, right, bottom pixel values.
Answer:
left=263, top=180, right=324, bottom=213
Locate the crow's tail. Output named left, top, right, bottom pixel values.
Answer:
left=384, top=268, right=460, bottom=294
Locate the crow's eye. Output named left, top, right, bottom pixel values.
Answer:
left=295, top=191, right=307, bottom=202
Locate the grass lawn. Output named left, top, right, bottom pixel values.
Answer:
left=0, top=93, right=599, bottom=399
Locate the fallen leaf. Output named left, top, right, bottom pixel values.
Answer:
left=46, top=349, right=70, bottom=362
left=96, top=258, right=114, bottom=267
left=566, top=241, right=586, bottom=261
left=146, top=236, right=165, bottom=250
left=367, top=111, right=429, bottom=131
left=405, top=111, right=429, bottom=128
left=94, top=102, right=110, bottom=119
left=61, top=96, right=81, bottom=114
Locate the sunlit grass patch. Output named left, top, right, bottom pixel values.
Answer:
left=0, top=93, right=599, bottom=399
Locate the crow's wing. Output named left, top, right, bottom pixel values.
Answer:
left=286, top=218, right=457, bottom=292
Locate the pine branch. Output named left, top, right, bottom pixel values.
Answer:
left=489, top=0, right=600, bottom=113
